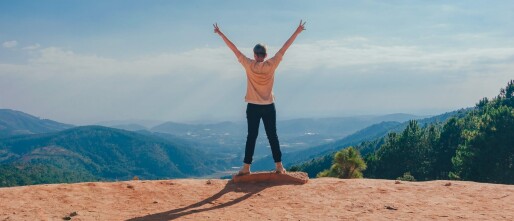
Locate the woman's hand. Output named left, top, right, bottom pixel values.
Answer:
left=295, top=20, right=306, bottom=34
left=213, top=23, right=221, bottom=35
left=213, top=22, right=242, bottom=57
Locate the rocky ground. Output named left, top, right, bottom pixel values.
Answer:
left=0, top=176, right=513, bottom=220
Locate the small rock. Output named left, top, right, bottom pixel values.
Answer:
left=70, top=211, right=78, bottom=217
left=385, top=205, right=398, bottom=210
left=395, top=180, right=401, bottom=184
left=444, top=182, right=452, bottom=186
left=206, top=180, right=212, bottom=185
left=127, top=185, right=134, bottom=189
left=62, top=216, right=72, bottom=220
left=153, top=201, right=158, bottom=204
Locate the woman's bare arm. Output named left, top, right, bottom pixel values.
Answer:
left=213, top=23, right=243, bottom=57
left=278, top=20, right=306, bottom=55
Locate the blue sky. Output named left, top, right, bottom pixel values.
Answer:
left=1, top=1, right=513, bottom=124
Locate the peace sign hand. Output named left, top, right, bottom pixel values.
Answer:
left=296, top=20, right=307, bottom=34
left=213, top=23, right=221, bottom=34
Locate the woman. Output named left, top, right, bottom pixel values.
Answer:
left=214, top=20, right=306, bottom=175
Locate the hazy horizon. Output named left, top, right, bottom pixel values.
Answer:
left=1, top=1, right=513, bottom=125
left=4, top=107, right=439, bottom=127
left=94, top=111, right=436, bottom=127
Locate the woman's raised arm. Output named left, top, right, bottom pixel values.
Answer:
left=213, top=23, right=243, bottom=58
left=278, top=20, right=306, bottom=55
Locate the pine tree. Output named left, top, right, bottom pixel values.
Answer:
left=432, top=118, right=462, bottom=179
left=317, top=147, right=367, bottom=179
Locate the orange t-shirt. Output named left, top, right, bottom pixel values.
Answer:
left=237, top=52, right=284, bottom=104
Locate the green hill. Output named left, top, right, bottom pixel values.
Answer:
left=0, top=126, right=217, bottom=187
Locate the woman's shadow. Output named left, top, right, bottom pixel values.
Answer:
left=127, top=179, right=301, bottom=221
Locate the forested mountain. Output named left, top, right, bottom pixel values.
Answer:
left=287, top=109, right=469, bottom=176
left=293, top=80, right=514, bottom=184
left=253, top=110, right=466, bottom=171
left=365, top=80, right=514, bottom=184
left=0, top=109, right=73, bottom=138
left=0, top=126, right=217, bottom=187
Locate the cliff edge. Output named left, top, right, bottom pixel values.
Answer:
left=0, top=177, right=513, bottom=220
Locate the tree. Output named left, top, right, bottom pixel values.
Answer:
left=365, top=121, right=434, bottom=179
left=451, top=105, right=514, bottom=183
left=317, top=147, right=366, bottom=179
left=431, top=118, right=462, bottom=179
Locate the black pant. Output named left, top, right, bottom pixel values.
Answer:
left=244, top=103, right=282, bottom=164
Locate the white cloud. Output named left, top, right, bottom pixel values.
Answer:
left=280, top=38, right=514, bottom=73
left=1, top=38, right=513, bottom=124
left=22, top=43, right=41, bottom=50
left=2, top=40, right=18, bottom=48
left=9, top=38, right=512, bottom=78
left=14, top=46, right=243, bottom=79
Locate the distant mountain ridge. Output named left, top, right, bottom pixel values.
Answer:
left=150, top=113, right=425, bottom=158
left=0, top=109, right=73, bottom=138
left=108, top=124, right=148, bottom=131
left=151, top=113, right=423, bottom=136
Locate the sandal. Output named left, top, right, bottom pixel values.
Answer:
left=274, top=168, right=287, bottom=174
left=235, top=170, right=250, bottom=176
